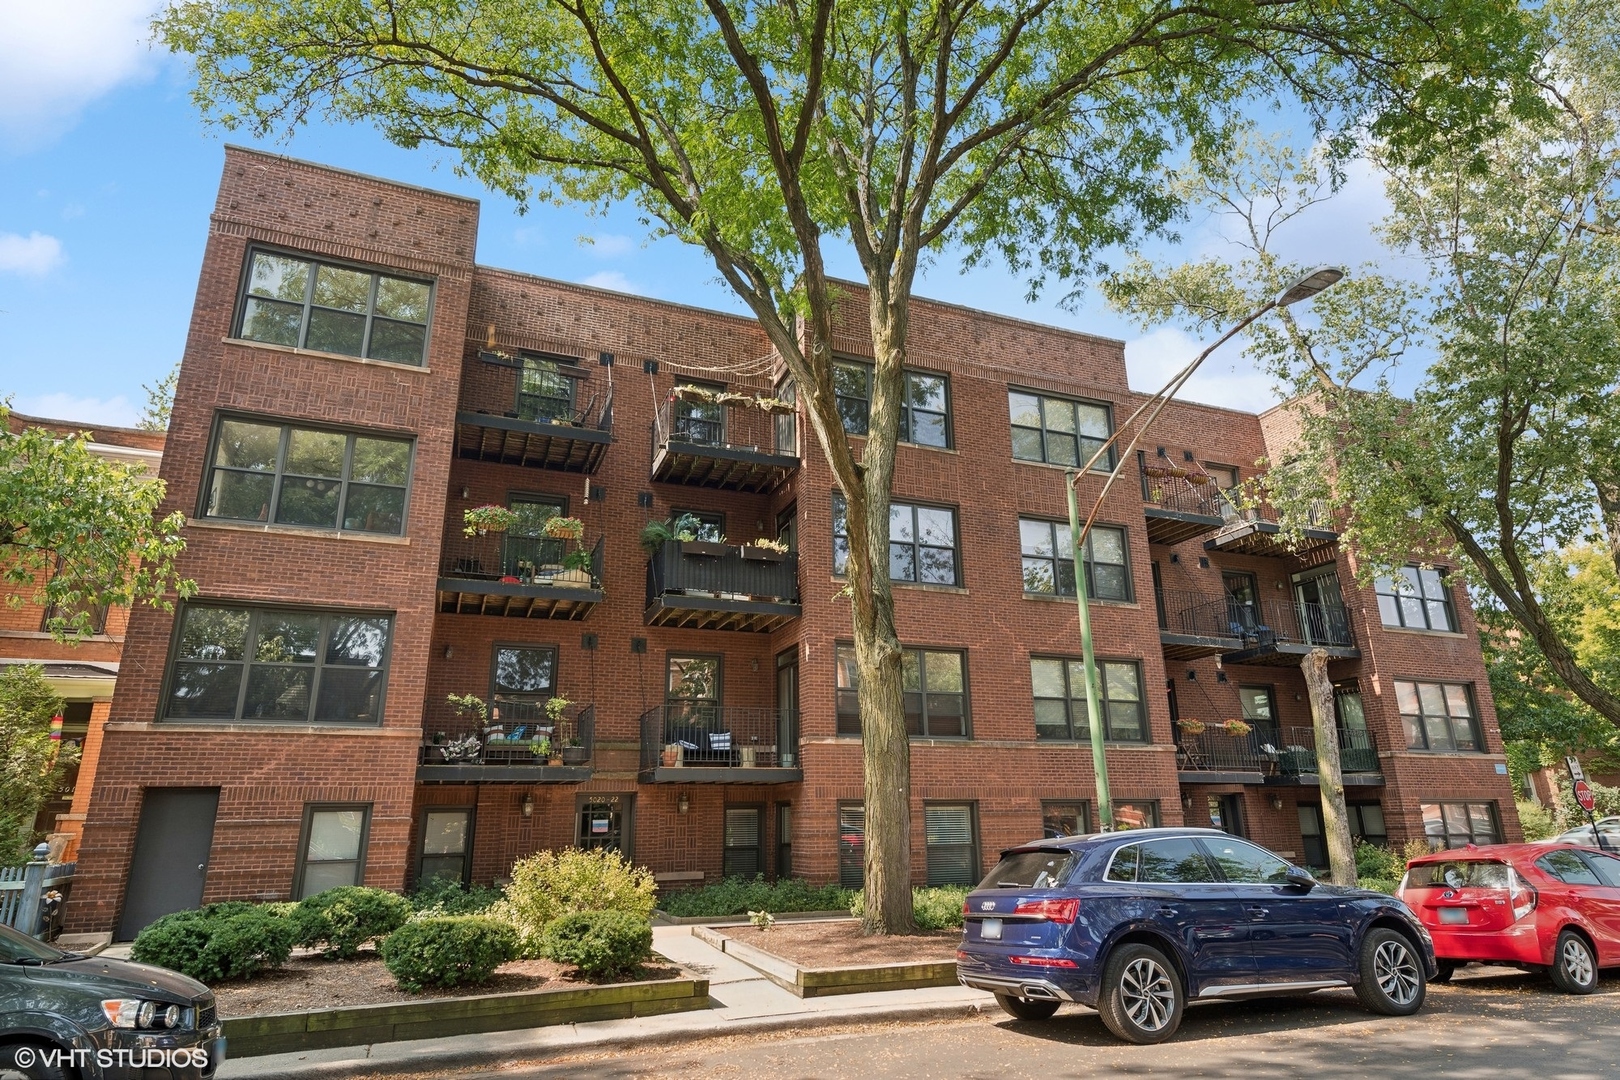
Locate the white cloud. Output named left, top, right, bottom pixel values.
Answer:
left=0, top=0, right=161, bottom=146
left=579, top=270, right=641, bottom=294
left=11, top=392, right=139, bottom=427
left=0, top=232, right=65, bottom=275
left=578, top=233, right=635, bottom=258
left=1125, top=326, right=1279, bottom=412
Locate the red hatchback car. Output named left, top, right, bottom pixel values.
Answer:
left=1397, top=843, right=1620, bottom=993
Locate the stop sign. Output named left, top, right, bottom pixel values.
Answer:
left=1575, top=779, right=1596, bottom=813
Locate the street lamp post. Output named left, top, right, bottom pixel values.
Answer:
left=1066, top=267, right=1344, bottom=831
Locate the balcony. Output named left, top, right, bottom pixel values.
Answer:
left=1175, top=724, right=1381, bottom=785
left=418, top=700, right=596, bottom=783
left=1268, top=725, right=1384, bottom=787
left=638, top=706, right=802, bottom=783
left=438, top=533, right=604, bottom=620
left=645, top=540, right=800, bottom=632
left=650, top=394, right=798, bottom=492
left=1157, top=589, right=1243, bottom=660
left=455, top=352, right=612, bottom=473
left=1205, top=503, right=1338, bottom=560
left=1140, top=463, right=1229, bottom=546
left=1222, top=599, right=1359, bottom=667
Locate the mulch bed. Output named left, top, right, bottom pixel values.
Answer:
left=210, top=949, right=682, bottom=1018
left=721, top=920, right=960, bottom=968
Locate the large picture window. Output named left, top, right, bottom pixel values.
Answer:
left=1421, top=802, right=1500, bottom=850
left=1396, top=680, right=1481, bottom=752
left=1031, top=657, right=1145, bottom=741
left=1375, top=566, right=1457, bottom=631
left=1009, top=390, right=1112, bottom=469
left=836, top=644, right=968, bottom=737
left=832, top=493, right=959, bottom=585
left=205, top=417, right=411, bottom=535
left=490, top=645, right=556, bottom=722
left=831, top=361, right=951, bottom=448
left=164, top=604, right=392, bottom=724
left=1019, top=519, right=1130, bottom=600
left=237, top=249, right=432, bottom=365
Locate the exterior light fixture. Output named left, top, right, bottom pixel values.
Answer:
left=1270, top=794, right=1284, bottom=811
left=677, top=793, right=689, bottom=815
left=520, top=793, right=534, bottom=818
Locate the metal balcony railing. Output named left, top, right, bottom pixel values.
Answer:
left=462, top=351, right=612, bottom=431
left=654, top=394, right=787, bottom=456
left=1139, top=462, right=1232, bottom=519
left=1174, top=729, right=1276, bottom=775
left=420, top=699, right=596, bottom=768
left=638, top=705, right=797, bottom=773
left=1275, top=725, right=1380, bottom=775
left=645, top=540, right=798, bottom=606
left=440, top=532, right=604, bottom=591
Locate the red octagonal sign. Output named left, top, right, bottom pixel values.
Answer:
left=1575, top=779, right=1596, bottom=813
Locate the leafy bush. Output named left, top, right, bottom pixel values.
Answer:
left=849, top=885, right=968, bottom=930
left=658, top=875, right=852, bottom=918
left=1516, top=799, right=1558, bottom=841
left=537, top=911, right=652, bottom=978
left=1354, top=841, right=1404, bottom=883
left=292, top=886, right=411, bottom=959
left=381, top=916, right=519, bottom=991
left=131, top=904, right=295, bottom=982
left=407, top=876, right=505, bottom=917
left=498, top=848, right=655, bottom=954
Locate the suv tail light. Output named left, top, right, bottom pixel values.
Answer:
left=1013, top=898, right=1079, bottom=923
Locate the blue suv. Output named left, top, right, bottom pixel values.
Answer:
left=956, top=828, right=1435, bottom=1043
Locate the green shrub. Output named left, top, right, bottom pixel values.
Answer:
left=407, top=877, right=505, bottom=917
left=293, top=886, right=411, bottom=959
left=1354, top=841, right=1404, bottom=883
left=537, top=910, right=652, bottom=978
left=499, top=848, right=655, bottom=954
left=658, top=875, right=852, bottom=918
left=1358, top=878, right=1401, bottom=896
left=381, top=916, right=519, bottom=991
left=131, top=905, right=295, bottom=982
left=848, top=885, right=968, bottom=931
left=1517, top=799, right=1558, bottom=841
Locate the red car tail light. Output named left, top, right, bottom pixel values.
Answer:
left=1010, top=955, right=1078, bottom=968
left=1508, top=868, right=1537, bottom=922
left=1013, top=898, right=1079, bottom=923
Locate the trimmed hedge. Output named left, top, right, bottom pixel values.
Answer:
left=293, top=886, right=411, bottom=959
left=849, top=886, right=968, bottom=930
left=658, top=875, right=852, bottom=918
left=131, top=903, right=295, bottom=982
left=381, top=915, right=519, bottom=991
left=407, top=877, right=504, bottom=917
left=538, top=911, right=652, bottom=978
left=496, top=848, right=655, bottom=956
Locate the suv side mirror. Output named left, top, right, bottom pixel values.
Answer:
left=1284, top=865, right=1317, bottom=891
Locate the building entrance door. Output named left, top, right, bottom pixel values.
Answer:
left=116, top=788, right=219, bottom=941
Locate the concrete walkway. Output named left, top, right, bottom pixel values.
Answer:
left=218, top=924, right=993, bottom=1080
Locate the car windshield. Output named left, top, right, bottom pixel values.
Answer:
left=1405, top=860, right=1511, bottom=889
left=0, top=922, right=67, bottom=963
left=979, top=849, right=1077, bottom=889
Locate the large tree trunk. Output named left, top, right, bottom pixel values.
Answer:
left=1302, top=649, right=1355, bottom=885
left=1594, top=476, right=1620, bottom=583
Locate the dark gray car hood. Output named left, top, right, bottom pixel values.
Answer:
left=28, top=955, right=209, bottom=1003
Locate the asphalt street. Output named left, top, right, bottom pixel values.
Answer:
left=449, top=968, right=1620, bottom=1080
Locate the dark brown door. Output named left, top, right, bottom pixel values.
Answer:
left=117, top=788, right=219, bottom=941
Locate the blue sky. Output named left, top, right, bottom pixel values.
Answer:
left=1, top=3, right=1403, bottom=428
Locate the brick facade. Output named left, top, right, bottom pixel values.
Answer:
left=67, top=150, right=1518, bottom=935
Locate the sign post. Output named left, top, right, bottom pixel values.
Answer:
left=1565, top=756, right=1608, bottom=851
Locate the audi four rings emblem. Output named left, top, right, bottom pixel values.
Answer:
left=981, top=901, right=995, bottom=910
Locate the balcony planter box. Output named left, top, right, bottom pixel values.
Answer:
left=561, top=746, right=590, bottom=766
left=548, top=567, right=595, bottom=588
left=679, top=541, right=731, bottom=558
left=740, top=545, right=788, bottom=562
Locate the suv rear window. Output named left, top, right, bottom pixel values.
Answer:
left=1405, top=860, right=1511, bottom=889
left=1107, top=839, right=1216, bottom=883
left=979, top=849, right=1076, bottom=889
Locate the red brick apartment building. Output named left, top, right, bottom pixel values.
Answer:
left=66, top=148, right=1519, bottom=938
left=1, top=413, right=165, bottom=861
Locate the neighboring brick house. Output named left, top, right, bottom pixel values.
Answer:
left=1, top=412, right=166, bottom=859
left=65, top=148, right=1519, bottom=937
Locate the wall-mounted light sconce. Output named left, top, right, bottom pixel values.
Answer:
left=443, top=645, right=454, bottom=660
left=677, top=793, right=689, bottom=815
left=461, top=486, right=471, bottom=499
left=1275, top=580, right=1286, bottom=590
left=1269, top=794, right=1283, bottom=811
left=751, top=658, right=760, bottom=672
left=1182, top=794, right=1194, bottom=809
left=520, top=793, right=534, bottom=818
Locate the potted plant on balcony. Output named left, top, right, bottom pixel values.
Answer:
left=543, top=515, right=584, bottom=542
left=716, top=390, right=754, bottom=407
left=639, top=513, right=702, bottom=557
left=1219, top=719, right=1253, bottom=737
left=740, top=536, right=789, bottom=562
left=674, top=385, right=719, bottom=405
left=442, top=733, right=483, bottom=764
left=753, top=395, right=795, bottom=415
left=1176, top=718, right=1206, bottom=735
left=463, top=505, right=520, bottom=536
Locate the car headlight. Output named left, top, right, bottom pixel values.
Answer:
left=102, top=999, right=187, bottom=1029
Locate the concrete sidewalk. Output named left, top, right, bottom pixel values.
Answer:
left=217, top=924, right=993, bottom=1080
